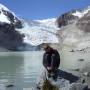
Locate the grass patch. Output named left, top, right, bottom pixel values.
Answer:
left=42, top=79, right=59, bottom=90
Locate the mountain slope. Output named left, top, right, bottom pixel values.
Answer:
left=0, top=4, right=23, bottom=51
left=18, top=6, right=90, bottom=49
left=57, top=6, right=90, bottom=50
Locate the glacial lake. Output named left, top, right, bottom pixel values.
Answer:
left=0, top=50, right=90, bottom=90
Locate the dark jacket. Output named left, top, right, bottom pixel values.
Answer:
left=43, top=48, right=60, bottom=70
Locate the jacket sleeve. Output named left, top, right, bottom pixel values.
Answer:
left=43, top=53, right=48, bottom=68
left=51, top=51, right=60, bottom=69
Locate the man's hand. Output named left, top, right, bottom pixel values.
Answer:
left=47, top=67, right=52, bottom=71
left=47, top=67, right=53, bottom=73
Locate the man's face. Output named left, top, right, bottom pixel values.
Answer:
left=42, top=44, right=49, bottom=51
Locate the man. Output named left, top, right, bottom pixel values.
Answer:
left=43, top=44, right=60, bottom=80
left=36, top=44, right=60, bottom=89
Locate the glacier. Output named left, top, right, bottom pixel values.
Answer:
left=17, top=18, right=59, bottom=46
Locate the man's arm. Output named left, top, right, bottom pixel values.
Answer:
left=43, top=53, right=48, bottom=69
left=51, top=50, right=60, bottom=70
left=56, top=51, right=60, bottom=68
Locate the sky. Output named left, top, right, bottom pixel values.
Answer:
left=0, top=0, right=90, bottom=20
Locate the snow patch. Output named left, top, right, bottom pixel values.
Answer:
left=72, top=11, right=83, bottom=18
left=72, top=6, right=90, bottom=18
left=0, top=11, right=10, bottom=23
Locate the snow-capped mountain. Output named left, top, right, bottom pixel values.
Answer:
left=0, top=4, right=22, bottom=28
left=0, top=4, right=23, bottom=51
left=57, top=6, right=90, bottom=28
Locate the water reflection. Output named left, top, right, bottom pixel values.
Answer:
left=0, top=51, right=44, bottom=90
left=0, top=52, right=24, bottom=90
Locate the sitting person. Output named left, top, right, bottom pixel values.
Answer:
left=42, top=44, right=60, bottom=80
left=36, top=44, right=60, bottom=89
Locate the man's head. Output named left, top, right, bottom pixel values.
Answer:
left=42, top=43, right=50, bottom=51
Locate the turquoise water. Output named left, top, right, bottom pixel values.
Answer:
left=0, top=50, right=90, bottom=90
left=0, top=51, right=43, bottom=90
